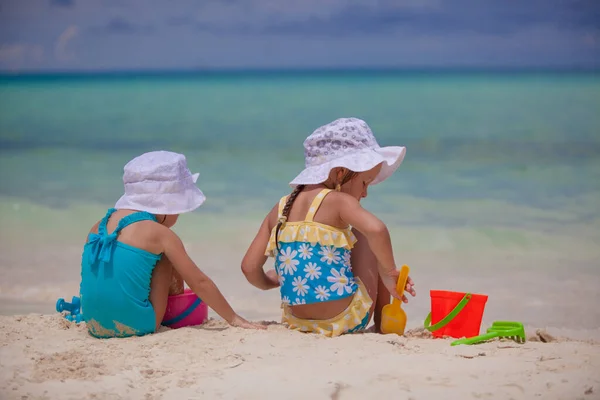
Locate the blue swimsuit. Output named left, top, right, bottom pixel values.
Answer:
left=80, top=208, right=162, bottom=338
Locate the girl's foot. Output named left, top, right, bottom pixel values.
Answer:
left=364, top=324, right=382, bottom=334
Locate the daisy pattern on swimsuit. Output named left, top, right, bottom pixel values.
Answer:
left=342, top=251, right=351, bottom=271
left=293, top=298, right=306, bottom=305
left=319, top=246, right=341, bottom=265
left=274, top=243, right=357, bottom=305
left=277, top=271, right=285, bottom=285
left=292, top=276, right=310, bottom=296
left=282, top=296, right=291, bottom=305
left=279, top=247, right=299, bottom=275
left=304, top=262, right=321, bottom=280
left=327, top=267, right=353, bottom=296
left=314, top=285, right=330, bottom=301
left=298, top=243, right=313, bottom=260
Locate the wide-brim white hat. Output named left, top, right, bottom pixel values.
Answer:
left=115, top=151, right=206, bottom=215
left=290, top=118, right=406, bottom=186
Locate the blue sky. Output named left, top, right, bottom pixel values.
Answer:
left=0, top=0, right=598, bottom=71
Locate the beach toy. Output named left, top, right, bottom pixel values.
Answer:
left=56, top=296, right=84, bottom=324
left=424, top=290, right=488, bottom=338
left=380, top=265, right=411, bottom=335
left=64, top=313, right=84, bottom=323
left=56, top=296, right=81, bottom=314
left=451, top=321, right=526, bottom=346
left=162, top=288, right=208, bottom=329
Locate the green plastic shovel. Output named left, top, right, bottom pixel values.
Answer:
left=451, top=321, right=526, bottom=346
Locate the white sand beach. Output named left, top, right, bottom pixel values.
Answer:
left=1, top=315, right=599, bottom=400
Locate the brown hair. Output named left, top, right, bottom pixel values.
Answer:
left=274, top=169, right=358, bottom=252
left=275, top=184, right=305, bottom=252
left=335, top=170, right=358, bottom=191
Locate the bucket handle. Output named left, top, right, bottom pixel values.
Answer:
left=162, top=297, right=202, bottom=326
left=423, top=293, right=472, bottom=332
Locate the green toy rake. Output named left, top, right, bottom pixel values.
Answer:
left=451, top=321, right=526, bottom=346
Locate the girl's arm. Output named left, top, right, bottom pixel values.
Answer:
left=241, top=205, right=280, bottom=290
left=337, top=194, right=414, bottom=301
left=160, top=228, right=265, bottom=330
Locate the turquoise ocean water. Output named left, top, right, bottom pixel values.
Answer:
left=1, top=70, right=599, bottom=230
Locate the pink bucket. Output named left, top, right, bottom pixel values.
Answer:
left=162, top=288, right=208, bottom=329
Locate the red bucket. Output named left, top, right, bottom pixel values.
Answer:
left=425, top=290, right=488, bottom=338
left=162, top=288, right=209, bottom=329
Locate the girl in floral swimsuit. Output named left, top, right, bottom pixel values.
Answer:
left=241, top=118, right=416, bottom=337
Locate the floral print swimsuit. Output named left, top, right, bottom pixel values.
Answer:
left=265, top=189, right=373, bottom=337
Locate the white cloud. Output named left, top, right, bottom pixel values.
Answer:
left=54, top=25, right=79, bottom=62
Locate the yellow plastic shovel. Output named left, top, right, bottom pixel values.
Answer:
left=380, top=265, right=411, bottom=335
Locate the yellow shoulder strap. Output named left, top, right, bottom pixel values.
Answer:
left=278, top=195, right=288, bottom=218
left=305, top=189, right=333, bottom=222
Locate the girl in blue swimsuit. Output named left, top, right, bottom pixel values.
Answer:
left=80, top=151, right=264, bottom=338
left=242, top=118, right=416, bottom=337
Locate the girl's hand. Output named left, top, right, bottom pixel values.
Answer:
left=403, top=276, right=416, bottom=303
left=265, top=269, right=280, bottom=287
left=380, top=269, right=416, bottom=303
left=230, top=314, right=267, bottom=330
left=380, top=269, right=402, bottom=301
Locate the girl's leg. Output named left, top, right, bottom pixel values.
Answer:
left=350, top=229, right=384, bottom=326
left=149, top=256, right=177, bottom=329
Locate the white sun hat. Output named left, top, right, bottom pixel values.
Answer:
left=290, top=117, right=406, bottom=186
left=114, top=151, right=206, bottom=215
